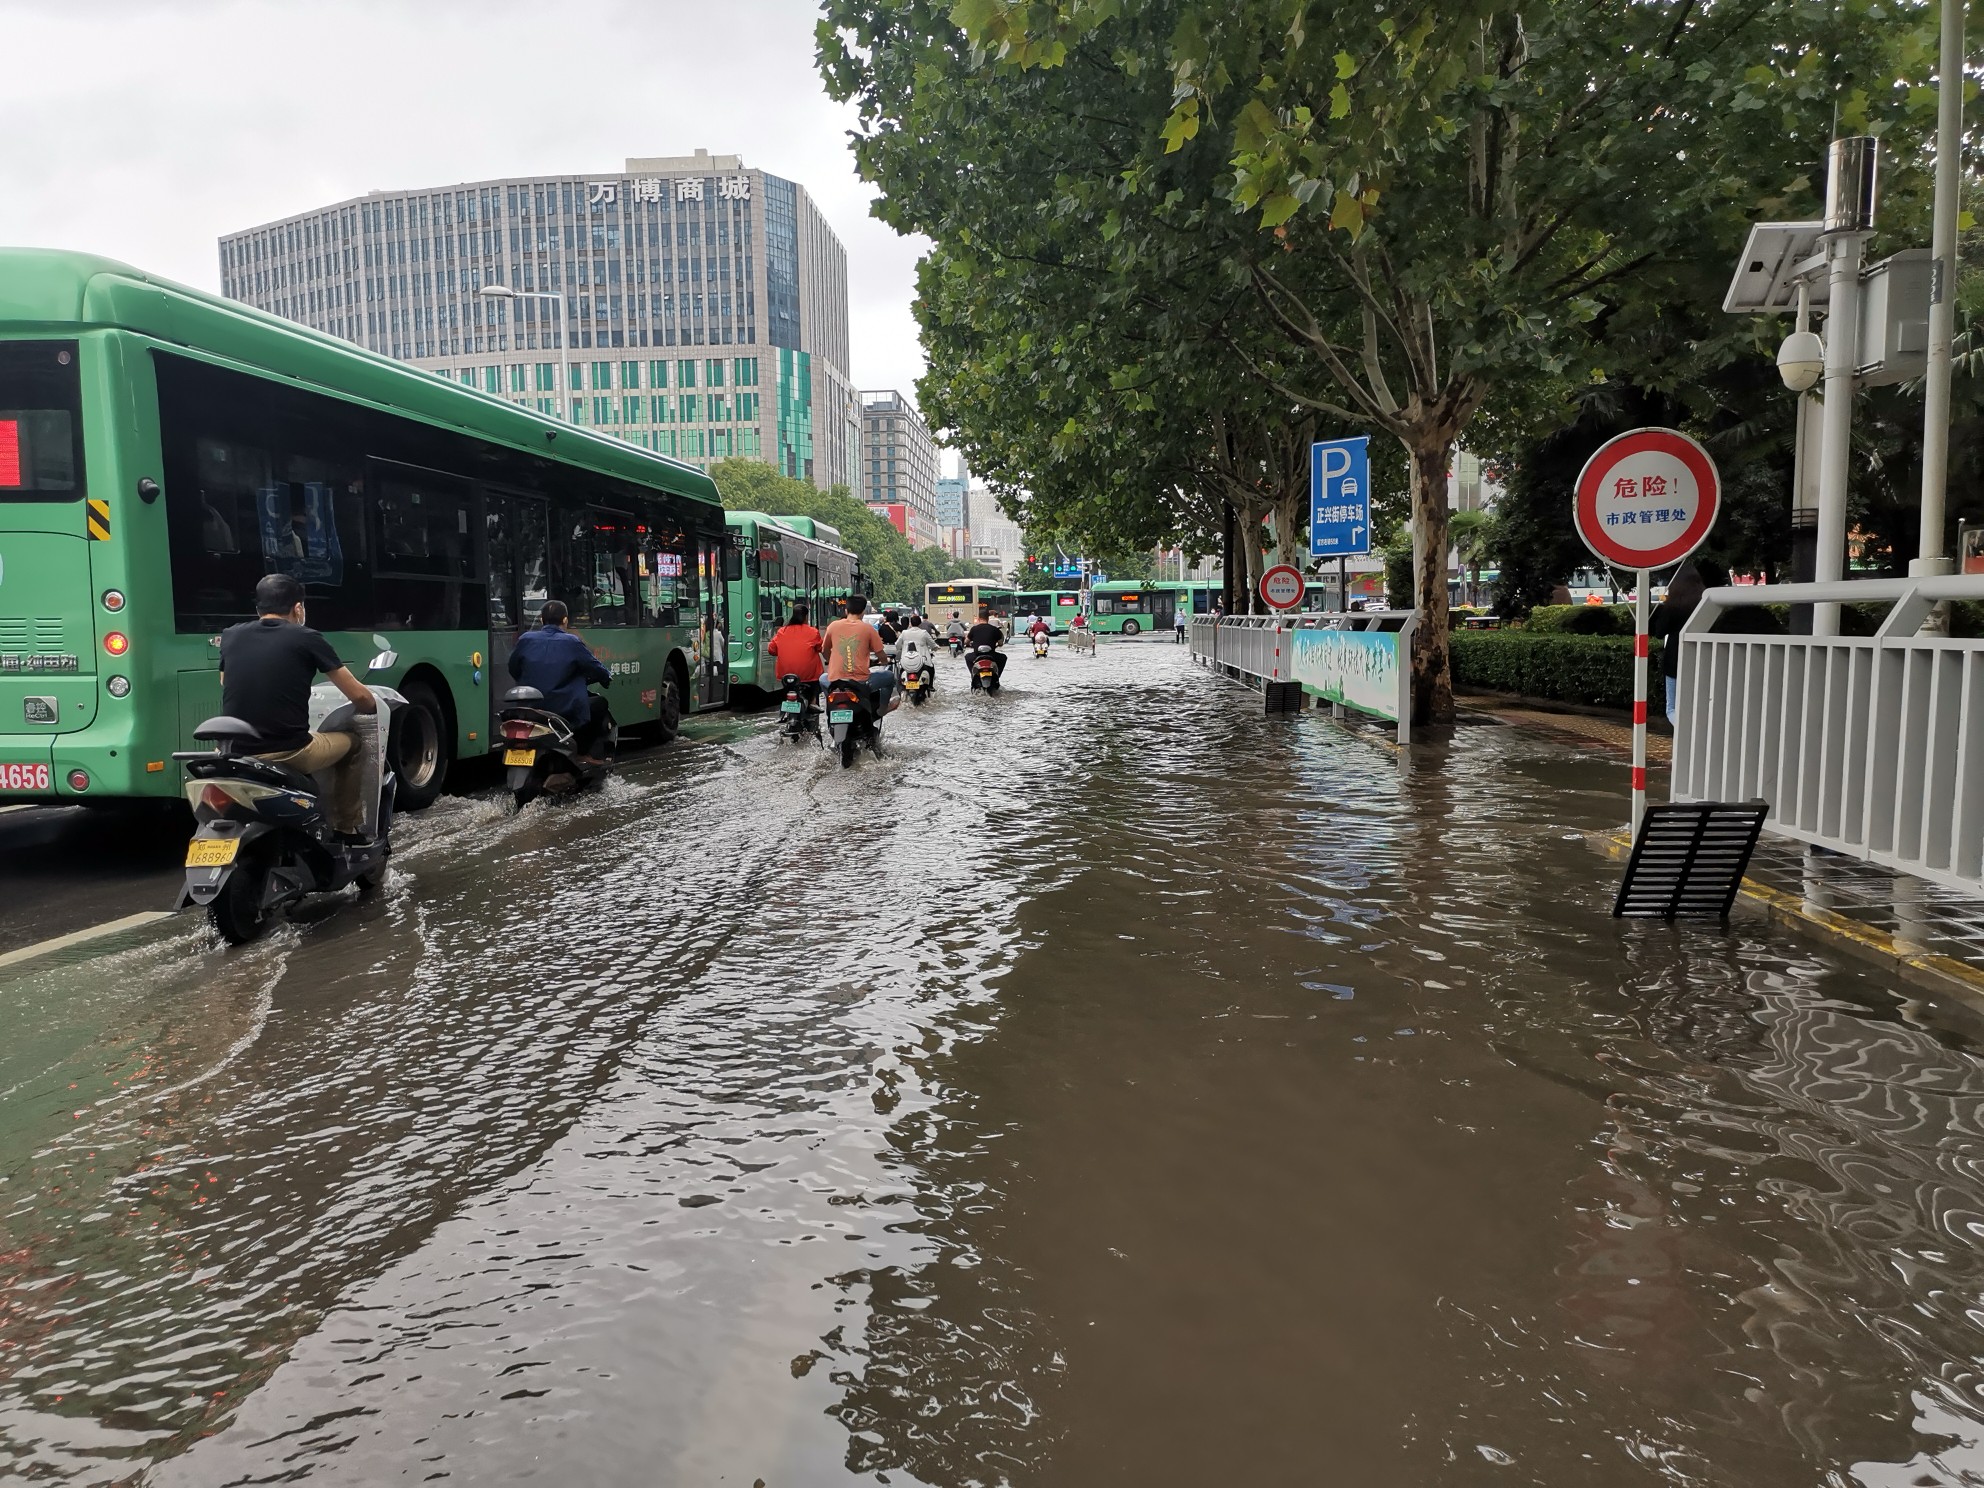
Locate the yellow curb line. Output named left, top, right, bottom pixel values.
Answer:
left=1590, top=830, right=1984, bottom=1006
left=0, top=912, right=176, bottom=974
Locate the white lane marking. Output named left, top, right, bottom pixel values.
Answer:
left=0, top=911, right=175, bottom=972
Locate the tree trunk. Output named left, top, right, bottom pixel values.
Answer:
left=1242, top=511, right=1269, bottom=613
left=1408, top=432, right=1455, bottom=725
left=1222, top=501, right=1239, bottom=614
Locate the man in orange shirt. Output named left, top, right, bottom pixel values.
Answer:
left=819, top=594, right=894, bottom=716
left=765, top=603, right=825, bottom=702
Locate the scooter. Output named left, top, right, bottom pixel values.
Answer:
left=825, top=678, right=884, bottom=767
left=969, top=644, right=1003, bottom=694
left=947, top=635, right=965, bottom=658
left=902, top=658, right=937, bottom=706
left=1031, top=631, right=1051, bottom=658
left=776, top=672, right=822, bottom=742
left=498, top=686, right=615, bottom=807
left=175, top=686, right=404, bottom=945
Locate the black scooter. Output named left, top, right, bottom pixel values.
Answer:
left=825, top=678, right=884, bottom=767
left=947, top=635, right=965, bottom=658
left=175, top=687, right=404, bottom=945
left=498, top=685, right=615, bottom=807
left=776, top=673, right=822, bottom=742
left=969, top=644, right=1003, bottom=694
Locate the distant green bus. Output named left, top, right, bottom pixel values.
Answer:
left=0, top=248, right=730, bottom=809
left=1089, top=580, right=1223, bottom=635
left=725, top=510, right=859, bottom=693
left=1013, top=589, right=1082, bottom=632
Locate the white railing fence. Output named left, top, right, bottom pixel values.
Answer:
left=1189, top=611, right=1417, bottom=740
left=1676, top=576, right=1984, bottom=895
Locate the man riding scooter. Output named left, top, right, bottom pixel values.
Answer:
left=508, top=600, right=612, bottom=763
left=218, top=573, right=377, bottom=839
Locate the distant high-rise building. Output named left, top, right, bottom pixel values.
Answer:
left=216, top=150, right=858, bottom=490
left=858, top=390, right=941, bottom=549
left=935, top=471, right=971, bottom=560
left=967, top=480, right=1025, bottom=578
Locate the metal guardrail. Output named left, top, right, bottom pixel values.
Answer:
left=1676, top=576, right=1984, bottom=894
left=1189, top=611, right=1416, bottom=740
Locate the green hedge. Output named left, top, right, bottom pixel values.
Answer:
left=1450, top=631, right=1639, bottom=709
left=1522, top=603, right=1636, bottom=635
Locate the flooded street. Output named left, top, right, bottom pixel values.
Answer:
left=7, top=640, right=1984, bottom=1485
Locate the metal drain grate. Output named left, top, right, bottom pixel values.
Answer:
left=1614, top=801, right=1769, bottom=918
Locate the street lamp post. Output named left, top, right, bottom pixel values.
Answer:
left=477, top=283, right=571, bottom=421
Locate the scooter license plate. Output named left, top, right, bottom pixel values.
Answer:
left=828, top=709, right=855, bottom=724
left=780, top=700, right=803, bottom=714
left=503, top=748, right=537, bottom=766
left=185, top=837, right=238, bottom=869
left=904, top=677, right=920, bottom=690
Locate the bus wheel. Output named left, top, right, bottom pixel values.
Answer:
left=392, top=679, right=453, bottom=811
left=1121, top=619, right=1141, bottom=636
left=656, top=669, right=685, bottom=742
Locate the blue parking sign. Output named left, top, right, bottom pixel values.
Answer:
left=1310, top=437, right=1371, bottom=557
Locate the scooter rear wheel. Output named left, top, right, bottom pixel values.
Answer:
left=840, top=735, right=858, bottom=768
left=210, top=862, right=272, bottom=945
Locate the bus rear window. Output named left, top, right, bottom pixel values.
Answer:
left=0, top=342, right=84, bottom=498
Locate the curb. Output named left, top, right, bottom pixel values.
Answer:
left=1587, top=830, right=1984, bottom=1008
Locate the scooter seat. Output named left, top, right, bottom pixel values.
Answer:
left=193, top=715, right=264, bottom=744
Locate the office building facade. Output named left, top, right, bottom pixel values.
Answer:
left=217, top=151, right=858, bottom=490
left=935, top=472, right=971, bottom=560
left=859, top=390, right=941, bottom=549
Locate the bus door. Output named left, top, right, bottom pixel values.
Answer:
left=484, top=490, right=547, bottom=730
left=1150, top=591, right=1178, bottom=631
left=699, top=533, right=731, bottom=710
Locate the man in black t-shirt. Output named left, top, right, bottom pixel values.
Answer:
left=965, top=605, right=1007, bottom=685
left=218, top=574, right=378, bottom=835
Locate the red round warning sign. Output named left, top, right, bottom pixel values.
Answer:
left=1573, top=427, right=1720, bottom=571
left=1259, top=564, right=1305, bottom=610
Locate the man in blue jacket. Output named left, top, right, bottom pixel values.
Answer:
left=509, top=600, right=613, bottom=762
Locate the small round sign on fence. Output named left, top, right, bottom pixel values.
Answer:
left=1259, top=564, right=1305, bottom=611
left=1573, top=427, right=1721, bottom=571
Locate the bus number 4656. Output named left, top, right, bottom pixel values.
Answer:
left=0, top=763, right=51, bottom=791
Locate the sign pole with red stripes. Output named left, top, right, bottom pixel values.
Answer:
left=1633, top=568, right=1650, bottom=835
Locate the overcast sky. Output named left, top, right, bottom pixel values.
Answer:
left=0, top=0, right=936, bottom=411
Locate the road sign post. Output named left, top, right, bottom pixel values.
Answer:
left=1572, top=428, right=1723, bottom=837
left=1311, top=437, right=1372, bottom=562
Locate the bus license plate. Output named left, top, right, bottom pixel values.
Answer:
left=185, top=837, right=238, bottom=868
left=780, top=700, right=803, bottom=714
left=828, top=709, right=854, bottom=724
left=0, top=763, right=50, bottom=792
left=503, top=749, right=537, bottom=767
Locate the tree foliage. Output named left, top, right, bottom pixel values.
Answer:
left=820, top=0, right=1941, bottom=720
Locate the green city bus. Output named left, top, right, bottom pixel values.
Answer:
left=924, top=580, right=1015, bottom=629
left=1012, top=589, right=1082, bottom=633
left=1088, top=580, right=1223, bottom=635
left=725, top=510, right=859, bottom=694
left=0, top=248, right=731, bottom=809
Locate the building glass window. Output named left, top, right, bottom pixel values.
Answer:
left=621, top=360, right=642, bottom=389
left=705, top=359, right=724, bottom=387
left=591, top=360, right=613, bottom=390
left=648, top=360, right=669, bottom=389
left=677, top=359, right=697, bottom=389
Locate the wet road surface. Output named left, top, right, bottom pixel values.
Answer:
left=6, top=640, right=1984, bottom=1484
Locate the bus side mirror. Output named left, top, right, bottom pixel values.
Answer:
left=724, top=549, right=742, bottom=582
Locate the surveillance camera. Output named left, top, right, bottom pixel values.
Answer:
left=1777, top=329, right=1825, bottom=393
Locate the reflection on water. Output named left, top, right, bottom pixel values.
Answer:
left=3, top=644, right=1984, bottom=1483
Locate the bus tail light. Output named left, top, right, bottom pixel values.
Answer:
left=106, top=675, right=131, bottom=698
left=67, top=769, right=90, bottom=792
left=104, top=631, right=130, bottom=657
left=101, top=589, right=126, bottom=612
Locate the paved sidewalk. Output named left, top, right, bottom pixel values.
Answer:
left=1460, top=694, right=1673, bottom=764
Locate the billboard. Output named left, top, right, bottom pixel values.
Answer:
left=1289, top=628, right=1406, bottom=723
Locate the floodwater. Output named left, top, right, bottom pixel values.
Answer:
left=5, top=642, right=1984, bottom=1486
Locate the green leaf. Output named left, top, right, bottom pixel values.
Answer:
left=1235, top=97, right=1279, bottom=154
left=1334, top=50, right=1357, bottom=79
left=1259, top=193, right=1302, bottom=228
left=1329, top=81, right=1351, bottom=119
left=1328, top=190, right=1365, bottom=237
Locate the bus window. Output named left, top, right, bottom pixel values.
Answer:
left=589, top=510, right=636, bottom=627
left=0, top=341, right=84, bottom=498
left=372, top=466, right=482, bottom=631
left=486, top=492, right=547, bottom=631
left=643, top=535, right=683, bottom=626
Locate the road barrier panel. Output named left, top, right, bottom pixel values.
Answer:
left=1189, top=610, right=1416, bottom=743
